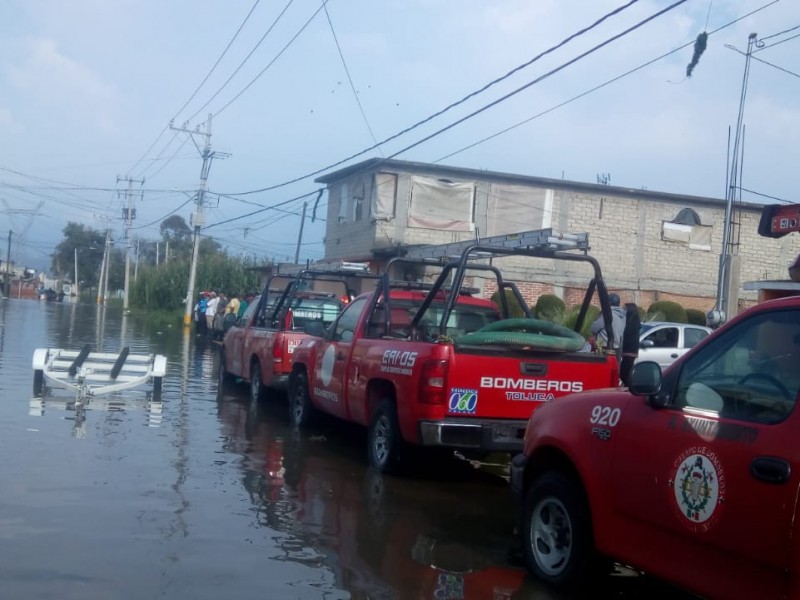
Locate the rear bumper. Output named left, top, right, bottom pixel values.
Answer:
left=418, top=418, right=527, bottom=453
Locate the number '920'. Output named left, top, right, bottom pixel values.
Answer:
left=590, top=405, right=621, bottom=427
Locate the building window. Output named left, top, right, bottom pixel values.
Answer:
left=353, top=181, right=365, bottom=222
left=338, top=182, right=350, bottom=223
left=662, top=207, right=712, bottom=251
left=407, top=175, right=474, bottom=231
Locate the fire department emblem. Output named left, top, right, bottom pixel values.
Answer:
left=672, top=447, right=725, bottom=530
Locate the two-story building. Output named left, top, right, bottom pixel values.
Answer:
left=315, top=158, right=800, bottom=315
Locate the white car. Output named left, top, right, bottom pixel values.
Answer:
left=636, top=321, right=712, bottom=369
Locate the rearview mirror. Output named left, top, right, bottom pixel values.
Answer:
left=629, top=361, right=662, bottom=397
left=640, top=339, right=655, bottom=348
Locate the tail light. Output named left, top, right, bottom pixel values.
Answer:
left=419, top=359, right=448, bottom=405
left=273, top=336, right=284, bottom=364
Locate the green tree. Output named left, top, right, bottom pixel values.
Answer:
left=51, top=223, right=105, bottom=290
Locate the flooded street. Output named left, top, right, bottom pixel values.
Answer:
left=0, top=299, right=690, bottom=600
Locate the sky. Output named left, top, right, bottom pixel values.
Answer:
left=0, top=0, right=798, bottom=272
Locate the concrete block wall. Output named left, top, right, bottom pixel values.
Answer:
left=322, top=164, right=800, bottom=313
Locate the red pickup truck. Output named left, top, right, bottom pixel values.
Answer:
left=289, top=232, right=621, bottom=473
left=511, top=295, right=800, bottom=599
left=219, top=265, right=379, bottom=402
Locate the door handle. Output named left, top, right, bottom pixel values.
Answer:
left=670, top=353, right=679, bottom=358
left=751, top=457, right=791, bottom=484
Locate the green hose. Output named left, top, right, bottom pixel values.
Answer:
left=453, top=318, right=586, bottom=352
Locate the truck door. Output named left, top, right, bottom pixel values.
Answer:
left=311, top=297, right=368, bottom=419
left=612, top=307, right=800, bottom=593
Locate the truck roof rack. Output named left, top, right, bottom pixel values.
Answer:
left=274, top=260, right=371, bottom=277
left=400, top=228, right=589, bottom=261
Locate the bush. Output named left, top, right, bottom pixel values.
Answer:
left=563, top=304, right=600, bottom=339
left=686, top=308, right=707, bottom=326
left=535, top=294, right=566, bottom=322
left=646, top=300, right=687, bottom=323
left=490, top=288, right=527, bottom=318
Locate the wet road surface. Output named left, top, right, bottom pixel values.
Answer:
left=0, top=299, right=695, bottom=599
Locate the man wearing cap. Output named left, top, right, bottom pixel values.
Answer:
left=590, top=293, right=627, bottom=361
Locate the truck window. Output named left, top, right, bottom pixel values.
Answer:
left=333, top=297, right=368, bottom=342
left=674, top=309, right=800, bottom=423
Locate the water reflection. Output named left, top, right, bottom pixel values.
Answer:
left=215, top=384, right=558, bottom=600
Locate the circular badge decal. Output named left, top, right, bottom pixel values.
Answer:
left=672, top=447, right=725, bottom=531
left=320, top=345, right=336, bottom=387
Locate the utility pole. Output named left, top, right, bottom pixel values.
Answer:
left=134, top=237, right=140, bottom=282
left=5, top=229, right=11, bottom=298
left=170, top=114, right=229, bottom=327
left=294, top=202, right=308, bottom=264
left=117, top=176, right=144, bottom=311
left=74, top=247, right=79, bottom=302
left=709, top=32, right=761, bottom=327
left=156, top=241, right=160, bottom=267
left=96, top=229, right=109, bottom=305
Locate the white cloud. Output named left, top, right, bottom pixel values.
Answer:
left=7, top=38, right=119, bottom=133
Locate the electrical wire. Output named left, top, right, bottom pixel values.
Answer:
left=222, top=0, right=644, bottom=195
left=437, top=0, right=783, bottom=162
left=172, top=0, right=263, bottom=122
left=184, top=0, right=297, bottom=124
left=759, top=23, right=800, bottom=42
left=211, top=0, right=326, bottom=120
left=203, top=189, right=324, bottom=229
left=321, top=0, right=382, bottom=152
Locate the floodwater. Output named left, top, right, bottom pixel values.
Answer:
left=0, top=299, right=690, bottom=600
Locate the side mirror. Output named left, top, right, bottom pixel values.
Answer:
left=303, top=321, right=326, bottom=338
left=640, top=339, right=655, bottom=348
left=629, top=361, right=662, bottom=397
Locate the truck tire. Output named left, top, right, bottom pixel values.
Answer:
left=522, top=471, right=596, bottom=590
left=250, top=360, right=264, bottom=403
left=33, top=370, right=45, bottom=396
left=368, top=399, right=403, bottom=474
left=288, top=371, right=315, bottom=427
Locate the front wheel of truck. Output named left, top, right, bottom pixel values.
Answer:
left=522, top=471, right=596, bottom=590
left=368, top=399, right=403, bottom=474
left=288, top=370, right=315, bottom=427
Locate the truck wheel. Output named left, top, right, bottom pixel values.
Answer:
left=250, top=360, right=264, bottom=403
left=368, top=399, right=403, bottom=474
left=522, top=471, right=595, bottom=589
left=33, top=370, right=45, bottom=396
left=288, top=371, right=314, bottom=427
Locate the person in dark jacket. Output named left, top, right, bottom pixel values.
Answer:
left=620, top=302, right=641, bottom=386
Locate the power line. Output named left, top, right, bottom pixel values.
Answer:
left=172, top=0, right=263, bottom=122
left=184, top=0, right=297, bottom=124
left=203, top=189, right=324, bottom=229
left=222, top=0, right=644, bottom=195
left=322, top=0, right=382, bottom=152
left=384, top=0, right=691, bottom=163
left=436, top=0, right=783, bottom=162
left=211, top=0, right=326, bottom=120
left=127, top=1, right=264, bottom=176
left=759, top=23, right=800, bottom=42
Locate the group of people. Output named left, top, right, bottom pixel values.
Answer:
left=193, top=290, right=255, bottom=339
left=589, top=292, right=641, bottom=387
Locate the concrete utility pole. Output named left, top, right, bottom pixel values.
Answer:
left=294, top=202, right=308, bottom=264
left=74, top=247, right=79, bottom=302
left=134, top=237, right=140, bottom=282
left=709, top=32, right=761, bottom=327
left=96, top=229, right=109, bottom=305
left=117, top=176, right=144, bottom=311
left=170, top=114, right=229, bottom=327
left=5, top=229, right=12, bottom=298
